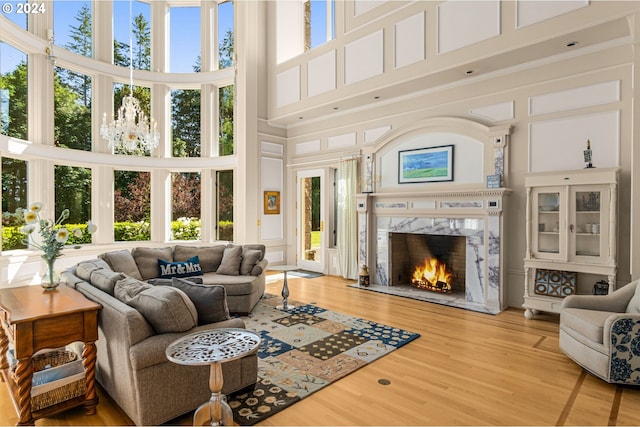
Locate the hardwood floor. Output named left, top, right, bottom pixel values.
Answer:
left=1, top=274, right=639, bottom=426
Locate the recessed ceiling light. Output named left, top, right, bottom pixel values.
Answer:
left=566, top=41, right=578, bottom=47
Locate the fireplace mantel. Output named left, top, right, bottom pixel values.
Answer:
left=354, top=117, right=512, bottom=314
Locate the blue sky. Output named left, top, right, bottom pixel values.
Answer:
left=1, top=0, right=234, bottom=73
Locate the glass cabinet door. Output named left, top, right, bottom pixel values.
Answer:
left=533, top=189, right=562, bottom=259
left=572, top=188, right=605, bottom=261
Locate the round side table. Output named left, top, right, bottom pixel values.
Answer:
left=269, top=265, right=300, bottom=310
left=165, top=328, right=260, bottom=426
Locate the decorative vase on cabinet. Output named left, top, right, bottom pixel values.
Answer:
left=522, top=167, right=620, bottom=319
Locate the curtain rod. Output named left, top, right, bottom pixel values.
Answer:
left=287, top=154, right=361, bottom=168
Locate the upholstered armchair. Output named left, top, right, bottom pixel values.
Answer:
left=559, top=280, right=640, bottom=385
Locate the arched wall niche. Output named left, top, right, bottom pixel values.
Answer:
left=365, top=117, right=512, bottom=193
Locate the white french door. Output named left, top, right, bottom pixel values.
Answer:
left=297, top=169, right=325, bottom=273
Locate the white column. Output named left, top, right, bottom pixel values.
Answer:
left=233, top=0, right=265, bottom=243
left=26, top=3, right=54, bottom=213
left=151, top=169, right=171, bottom=242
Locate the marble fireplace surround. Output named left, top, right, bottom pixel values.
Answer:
left=356, top=189, right=509, bottom=314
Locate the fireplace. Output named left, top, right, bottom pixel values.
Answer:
left=389, top=233, right=466, bottom=295
left=357, top=190, right=508, bottom=314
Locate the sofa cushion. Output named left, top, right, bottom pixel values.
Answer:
left=90, top=269, right=126, bottom=296
left=115, top=276, right=197, bottom=333
left=217, top=246, right=243, bottom=276
left=132, top=247, right=173, bottom=280
left=158, top=256, right=203, bottom=279
left=114, top=276, right=153, bottom=301
left=251, top=259, right=267, bottom=277
left=625, top=283, right=640, bottom=313
left=168, top=278, right=230, bottom=324
left=100, top=250, right=143, bottom=280
left=561, top=308, right=614, bottom=344
left=76, top=258, right=112, bottom=281
left=200, top=273, right=259, bottom=295
left=240, top=249, right=262, bottom=276
left=173, top=245, right=226, bottom=273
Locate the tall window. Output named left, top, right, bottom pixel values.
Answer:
left=304, top=0, right=335, bottom=51
left=219, top=85, right=233, bottom=156
left=114, top=170, right=150, bottom=241
left=54, top=67, right=92, bottom=151
left=54, top=1, right=92, bottom=59
left=172, top=89, right=201, bottom=157
left=218, top=1, right=234, bottom=69
left=172, top=172, right=201, bottom=240
left=0, top=42, right=27, bottom=139
left=54, top=165, right=91, bottom=225
left=217, top=170, right=233, bottom=241
left=170, top=6, right=201, bottom=72
left=1, top=157, right=27, bottom=250
left=114, top=1, right=151, bottom=70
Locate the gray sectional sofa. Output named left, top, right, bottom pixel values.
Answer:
left=99, top=243, right=267, bottom=315
left=60, top=243, right=267, bottom=426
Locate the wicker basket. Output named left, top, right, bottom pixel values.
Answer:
left=29, top=349, right=87, bottom=412
left=32, top=349, right=78, bottom=371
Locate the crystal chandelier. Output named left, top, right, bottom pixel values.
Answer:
left=100, top=0, right=159, bottom=154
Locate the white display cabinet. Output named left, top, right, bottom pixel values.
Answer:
left=523, top=167, right=620, bottom=319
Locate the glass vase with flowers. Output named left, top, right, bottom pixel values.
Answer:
left=20, top=202, right=97, bottom=290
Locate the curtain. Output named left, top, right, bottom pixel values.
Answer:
left=337, top=159, right=359, bottom=280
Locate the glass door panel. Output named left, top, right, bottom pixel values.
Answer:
left=536, top=191, right=560, bottom=255
left=574, top=190, right=601, bottom=258
left=297, top=169, right=324, bottom=272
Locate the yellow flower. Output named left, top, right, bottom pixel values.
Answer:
left=24, top=210, right=38, bottom=224
left=55, top=228, right=69, bottom=243
left=29, top=202, right=43, bottom=212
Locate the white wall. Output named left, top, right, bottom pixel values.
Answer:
left=276, top=1, right=637, bottom=309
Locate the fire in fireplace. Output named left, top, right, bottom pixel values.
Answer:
left=411, top=257, right=453, bottom=292
left=389, top=232, right=466, bottom=295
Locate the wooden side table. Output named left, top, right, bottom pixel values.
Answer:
left=0, top=285, right=101, bottom=426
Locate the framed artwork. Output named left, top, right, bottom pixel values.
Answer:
left=398, top=145, right=454, bottom=184
left=264, top=191, right=280, bottom=214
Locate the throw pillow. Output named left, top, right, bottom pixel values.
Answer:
left=216, top=246, right=242, bottom=276
left=115, top=277, right=197, bottom=333
left=173, top=245, right=226, bottom=273
left=240, top=249, right=262, bottom=276
left=625, top=282, right=640, bottom=313
left=99, top=250, right=143, bottom=280
left=147, top=277, right=204, bottom=286
left=157, top=256, right=203, bottom=279
left=90, top=269, right=126, bottom=296
left=169, top=278, right=230, bottom=324
left=132, top=247, right=174, bottom=280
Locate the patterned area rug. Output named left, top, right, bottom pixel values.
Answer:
left=227, top=294, right=420, bottom=425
